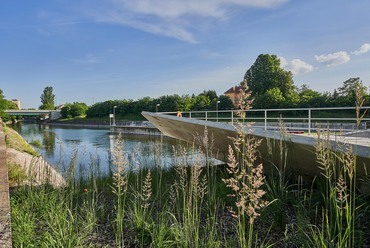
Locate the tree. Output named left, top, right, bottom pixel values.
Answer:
left=244, top=54, right=295, bottom=108
left=192, top=95, right=211, bottom=111
left=40, top=86, right=55, bottom=110
left=61, top=102, right=88, bottom=118
left=200, top=90, right=218, bottom=102
left=218, top=95, right=234, bottom=110
left=298, top=84, right=322, bottom=107
left=336, top=77, right=368, bottom=106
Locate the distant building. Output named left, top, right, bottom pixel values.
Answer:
left=11, top=99, right=21, bottom=109
left=224, top=86, right=244, bottom=108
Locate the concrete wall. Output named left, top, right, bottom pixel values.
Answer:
left=0, top=123, right=12, bottom=247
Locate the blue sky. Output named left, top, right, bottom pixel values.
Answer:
left=1, top=0, right=370, bottom=109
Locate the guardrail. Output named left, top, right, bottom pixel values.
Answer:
left=158, top=106, right=370, bottom=134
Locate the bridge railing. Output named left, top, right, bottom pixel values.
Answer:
left=158, top=106, right=370, bottom=134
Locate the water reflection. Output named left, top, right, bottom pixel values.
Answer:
left=11, top=124, right=196, bottom=175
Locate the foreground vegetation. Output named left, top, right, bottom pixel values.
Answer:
left=9, top=123, right=370, bottom=247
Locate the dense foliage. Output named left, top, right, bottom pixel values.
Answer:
left=85, top=92, right=234, bottom=118
left=244, top=54, right=369, bottom=109
left=0, top=89, right=18, bottom=122
left=60, top=102, right=89, bottom=118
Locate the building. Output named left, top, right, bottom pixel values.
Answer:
left=11, top=99, right=21, bottom=110
left=224, top=86, right=244, bottom=108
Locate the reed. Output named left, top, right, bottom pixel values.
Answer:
left=8, top=115, right=370, bottom=247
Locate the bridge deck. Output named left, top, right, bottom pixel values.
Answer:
left=142, top=111, right=370, bottom=182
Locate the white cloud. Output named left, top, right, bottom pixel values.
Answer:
left=279, top=57, right=314, bottom=75
left=86, top=0, right=288, bottom=42
left=314, top=51, right=350, bottom=66
left=70, top=54, right=98, bottom=64
left=119, top=0, right=288, bottom=19
left=352, top=43, right=370, bottom=55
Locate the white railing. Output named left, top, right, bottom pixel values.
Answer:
left=158, top=106, right=370, bottom=134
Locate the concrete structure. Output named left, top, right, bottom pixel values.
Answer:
left=142, top=111, right=370, bottom=186
left=5, top=109, right=62, bottom=120
left=0, top=123, right=12, bottom=247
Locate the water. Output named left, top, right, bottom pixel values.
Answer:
left=11, top=123, right=193, bottom=175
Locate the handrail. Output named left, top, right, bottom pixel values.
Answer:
left=157, top=106, right=370, bottom=134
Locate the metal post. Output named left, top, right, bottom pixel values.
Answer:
left=189, top=112, right=192, bottom=118
left=156, top=104, right=160, bottom=112
left=216, top=100, right=220, bottom=122
left=205, top=111, right=208, bottom=121
left=231, top=110, right=234, bottom=124
left=308, top=109, right=311, bottom=134
left=113, top=106, right=117, bottom=126
left=264, top=110, right=267, bottom=130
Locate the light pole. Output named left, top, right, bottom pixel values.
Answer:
left=113, top=106, right=117, bottom=126
left=216, top=100, right=220, bottom=122
left=156, top=103, right=160, bottom=112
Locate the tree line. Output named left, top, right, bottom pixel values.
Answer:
left=1, top=53, right=369, bottom=120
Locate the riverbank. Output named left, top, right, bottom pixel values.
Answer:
left=3, top=126, right=65, bottom=188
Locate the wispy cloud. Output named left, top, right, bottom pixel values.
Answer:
left=86, top=0, right=288, bottom=42
left=351, top=43, right=370, bottom=55
left=314, top=51, right=350, bottom=66
left=70, top=54, right=98, bottom=64
left=279, top=57, right=314, bottom=75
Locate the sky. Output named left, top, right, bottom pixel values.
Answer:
left=1, top=0, right=370, bottom=109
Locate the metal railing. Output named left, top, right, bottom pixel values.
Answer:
left=158, top=106, right=370, bottom=134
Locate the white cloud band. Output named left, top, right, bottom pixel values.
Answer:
left=279, top=57, right=313, bottom=75
left=314, top=51, right=350, bottom=66
left=352, top=43, right=370, bottom=55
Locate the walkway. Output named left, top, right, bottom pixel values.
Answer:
left=0, top=124, right=12, bottom=247
left=142, top=111, right=370, bottom=184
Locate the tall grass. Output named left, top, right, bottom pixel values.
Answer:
left=9, top=112, right=370, bottom=247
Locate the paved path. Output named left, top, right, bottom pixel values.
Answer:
left=0, top=124, right=12, bottom=248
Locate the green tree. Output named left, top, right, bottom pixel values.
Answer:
left=244, top=54, right=295, bottom=108
left=0, top=89, right=17, bottom=121
left=192, top=95, right=211, bottom=110
left=298, top=84, right=322, bottom=107
left=39, top=86, right=55, bottom=110
left=256, top=87, right=285, bottom=109
left=336, top=77, right=368, bottom=106
left=217, top=95, right=234, bottom=110
left=200, top=90, right=218, bottom=102
left=61, top=102, right=88, bottom=118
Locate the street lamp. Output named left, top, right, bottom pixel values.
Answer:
left=113, top=106, right=117, bottom=126
left=156, top=103, right=160, bottom=112
left=216, top=100, right=220, bottom=122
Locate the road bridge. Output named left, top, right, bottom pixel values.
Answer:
left=4, top=110, right=62, bottom=120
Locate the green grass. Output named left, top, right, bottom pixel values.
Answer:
left=9, top=127, right=370, bottom=247
left=3, top=126, right=39, bottom=156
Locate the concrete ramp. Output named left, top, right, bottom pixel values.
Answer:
left=142, top=111, right=370, bottom=181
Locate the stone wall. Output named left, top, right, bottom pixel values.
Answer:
left=0, top=123, right=12, bottom=247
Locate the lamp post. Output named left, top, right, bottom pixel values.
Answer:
left=113, top=106, right=117, bottom=126
left=216, top=100, right=220, bottom=122
left=156, top=103, right=160, bottom=112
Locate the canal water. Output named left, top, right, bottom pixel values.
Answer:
left=11, top=123, right=196, bottom=175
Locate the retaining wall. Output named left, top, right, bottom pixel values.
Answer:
left=0, top=123, right=12, bottom=247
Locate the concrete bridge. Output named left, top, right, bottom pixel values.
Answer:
left=142, top=109, right=370, bottom=190
left=5, top=109, right=62, bottom=120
